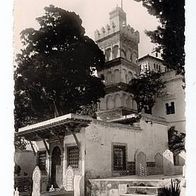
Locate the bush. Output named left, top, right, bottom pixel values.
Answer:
left=159, top=179, right=181, bottom=196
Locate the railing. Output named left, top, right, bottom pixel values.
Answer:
left=14, top=176, right=32, bottom=196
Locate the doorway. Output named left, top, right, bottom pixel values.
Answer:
left=51, top=146, right=62, bottom=188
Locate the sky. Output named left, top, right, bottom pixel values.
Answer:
left=13, top=0, right=159, bottom=58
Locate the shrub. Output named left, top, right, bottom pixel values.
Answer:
left=159, top=179, right=180, bottom=196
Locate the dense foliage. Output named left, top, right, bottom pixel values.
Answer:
left=159, top=179, right=181, bottom=196
left=14, top=136, right=28, bottom=151
left=14, top=5, right=105, bottom=131
left=128, top=71, right=165, bottom=113
left=168, top=126, right=185, bottom=155
left=135, top=0, right=185, bottom=75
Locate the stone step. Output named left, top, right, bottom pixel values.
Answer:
left=126, top=181, right=161, bottom=187
left=120, top=194, right=156, bottom=196
left=41, top=190, right=74, bottom=196
left=127, top=186, right=160, bottom=195
left=96, top=179, right=162, bottom=188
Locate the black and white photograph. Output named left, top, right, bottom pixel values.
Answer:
left=1, top=0, right=193, bottom=195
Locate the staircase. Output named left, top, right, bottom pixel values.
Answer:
left=119, top=180, right=162, bottom=196
left=90, top=176, right=174, bottom=196
left=41, top=190, right=74, bottom=196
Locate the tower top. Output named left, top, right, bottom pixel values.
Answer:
left=109, top=6, right=126, bottom=28
left=94, top=4, right=139, bottom=44
left=121, top=0, right=123, bottom=9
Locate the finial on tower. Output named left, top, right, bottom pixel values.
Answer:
left=121, top=0, right=123, bottom=10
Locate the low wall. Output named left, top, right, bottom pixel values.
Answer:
left=147, top=167, right=163, bottom=175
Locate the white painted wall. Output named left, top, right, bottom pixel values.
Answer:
left=153, top=71, right=185, bottom=133
left=139, top=56, right=166, bottom=73
left=84, top=119, right=168, bottom=178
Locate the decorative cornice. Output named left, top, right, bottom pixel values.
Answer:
left=16, top=114, right=92, bottom=140
left=97, top=57, right=139, bottom=72
left=105, top=82, right=130, bottom=93
left=138, top=54, right=163, bottom=63
left=95, top=25, right=139, bottom=44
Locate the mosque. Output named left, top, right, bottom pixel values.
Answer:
left=15, top=5, right=185, bottom=196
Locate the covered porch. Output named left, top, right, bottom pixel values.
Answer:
left=16, top=114, right=92, bottom=196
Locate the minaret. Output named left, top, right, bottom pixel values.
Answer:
left=95, top=6, right=140, bottom=121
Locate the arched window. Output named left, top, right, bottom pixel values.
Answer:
left=99, top=98, right=105, bottom=110
left=112, top=45, right=119, bottom=59
left=132, top=53, right=137, bottom=63
left=107, top=71, right=112, bottom=84
left=105, top=48, right=111, bottom=61
left=132, top=100, right=137, bottom=110
left=67, top=146, right=79, bottom=168
left=106, top=95, right=114, bottom=109
left=128, top=71, right=133, bottom=83
left=127, top=50, right=132, bottom=61
left=121, top=49, right=126, bottom=58
left=114, top=94, right=121, bottom=108
left=126, top=97, right=132, bottom=108
left=122, top=69, right=127, bottom=83
left=114, top=69, right=120, bottom=83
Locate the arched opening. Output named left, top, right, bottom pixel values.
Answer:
left=106, top=95, right=114, bottom=110
left=132, top=100, right=137, bottom=111
left=105, top=48, right=111, bottom=61
left=114, top=94, right=121, bottom=108
left=127, top=50, right=132, bottom=61
left=51, top=146, right=62, bottom=188
left=128, top=71, right=133, bottom=83
left=112, top=45, right=119, bottom=59
left=121, top=49, right=126, bottom=58
left=132, top=53, right=137, bottom=63
left=126, top=97, right=132, bottom=108
left=122, top=69, right=127, bottom=83
left=114, top=69, right=120, bottom=83
left=107, top=71, right=112, bottom=84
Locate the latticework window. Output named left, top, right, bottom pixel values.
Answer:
left=38, top=151, right=46, bottom=171
left=127, top=161, right=135, bottom=175
left=113, top=145, right=126, bottom=171
left=147, top=162, right=156, bottom=167
left=67, top=146, right=79, bottom=168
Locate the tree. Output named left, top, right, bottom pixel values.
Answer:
left=128, top=71, right=165, bottom=113
left=14, top=135, right=28, bottom=151
left=168, top=126, right=185, bottom=155
left=14, top=5, right=105, bottom=131
left=135, top=0, right=185, bottom=75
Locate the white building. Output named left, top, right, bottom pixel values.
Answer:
left=15, top=5, right=185, bottom=196
left=138, top=55, right=185, bottom=133
left=138, top=54, right=166, bottom=73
